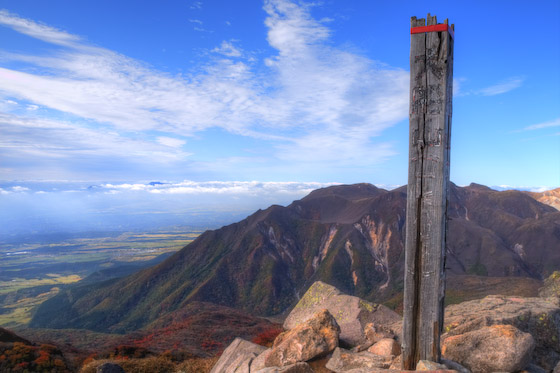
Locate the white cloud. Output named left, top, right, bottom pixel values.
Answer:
left=264, top=0, right=330, bottom=54
left=0, top=113, right=191, bottom=162
left=523, top=118, right=560, bottom=131
left=11, top=186, right=29, bottom=192
left=100, top=180, right=339, bottom=196
left=212, top=41, right=242, bottom=57
left=453, top=77, right=467, bottom=96
left=0, top=2, right=409, bottom=178
left=0, top=9, right=81, bottom=47
left=479, top=77, right=524, bottom=96
left=156, top=136, right=186, bottom=148
left=494, top=184, right=556, bottom=193
left=190, top=2, right=202, bottom=10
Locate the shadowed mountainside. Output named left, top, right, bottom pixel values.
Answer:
left=30, top=183, right=560, bottom=333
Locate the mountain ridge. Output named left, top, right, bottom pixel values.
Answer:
left=30, top=182, right=560, bottom=334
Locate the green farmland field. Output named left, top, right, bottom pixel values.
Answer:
left=0, top=229, right=203, bottom=328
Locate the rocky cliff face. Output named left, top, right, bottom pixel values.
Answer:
left=31, top=183, right=560, bottom=334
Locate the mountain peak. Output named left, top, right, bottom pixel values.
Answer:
left=301, top=183, right=385, bottom=202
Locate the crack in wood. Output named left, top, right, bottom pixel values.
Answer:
left=403, top=13, right=453, bottom=370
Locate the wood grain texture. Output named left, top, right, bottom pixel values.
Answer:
left=402, top=13, right=454, bottom=370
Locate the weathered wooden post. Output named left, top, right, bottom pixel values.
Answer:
left=402, top=14, right=454, bottom=370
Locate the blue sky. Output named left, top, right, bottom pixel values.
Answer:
left=0, top=0, right=559, bottom=234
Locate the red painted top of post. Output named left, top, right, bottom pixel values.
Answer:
left=411, top=24, right=454, bottom=39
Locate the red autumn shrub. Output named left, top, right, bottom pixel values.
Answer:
left=252, top=327, right=283, bottom=347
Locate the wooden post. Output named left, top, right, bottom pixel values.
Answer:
left=402, top=14, right=454, bottom=370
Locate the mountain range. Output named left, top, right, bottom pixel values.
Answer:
left=30, top=183, right=560, bottom=335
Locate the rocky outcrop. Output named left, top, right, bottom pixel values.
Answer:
left=210, top=338, right=267, bottom=373
left=214, top=282, right=559, bottom=372
left=364, top=322, right=395, bottom=344
left=265, top=309, right=339, bottom=367
left=367, top=338, right=401, bottom=357
left=283, top=281, right=400, bottom=347
left=251, top=349, right=271, bottom=372
left=444, top=295, right=560, bottom=370
left=325, top=347, right=392, bottom=372
left=442, top=324, right=535, bottom=373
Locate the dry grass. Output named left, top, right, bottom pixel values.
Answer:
left=79, top=356, right=219, bottom=373
left=175, top=356, right=219, bottom=373
left=80, top=357, right=175, bottom=373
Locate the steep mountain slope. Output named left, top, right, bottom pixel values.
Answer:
left=31, top=183, right=560, bottom=333
left=526, top=187, right=560, bottom=210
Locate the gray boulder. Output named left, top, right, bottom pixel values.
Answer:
left=444, top=295, right=560, bottom=370
left=325, top=347, right=392, bottom=372
left=251, top=349, right=271, bottom=372
left=442, top=324, right=535, bottom=373
left=284, top=281, right=400, bottom=347
left=210, top=337, right=267, bottom=373
left=265, top=309, right=339, bottom=367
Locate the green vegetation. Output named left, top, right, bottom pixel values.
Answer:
left=0, top=229, right=202, bottom=329
left=467, top=262, right=488, bottom=276
left=0, top=275, right=82, bottom=295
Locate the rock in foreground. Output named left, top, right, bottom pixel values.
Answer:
left=442, top=324, right=535, bottom=373
left=265, top=309, right=340, bottom=367
left=284, top=281, right=400, bottom=347
left=444, top=295, right=560, bottom=370
left=213, top=281, right=559, bottom=372
left=325, top=347, right=392, bottom=372
left=210, top=337, right=267, bottom=373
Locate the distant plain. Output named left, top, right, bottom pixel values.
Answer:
left=0, top=229, right=203, bottom=329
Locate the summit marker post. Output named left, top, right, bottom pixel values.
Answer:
left=402, top=14, right=454, bottom=370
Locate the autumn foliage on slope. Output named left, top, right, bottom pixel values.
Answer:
left=0, top=342, right=71, bottom=372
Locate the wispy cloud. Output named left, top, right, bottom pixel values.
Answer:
left=212, top=41, right=243, bottom=57
left=156, top=136, right=186, bottom=148
left=0, top=9, right=80, bottom=47
left=479, top=77, right=524, bottom=96
left=0, top=113, right=192, bottom=179
left=523, top=118, right=560, bottom=131
left=0, top=114, right=190, bottom=160
left=0, top=185, right=29, bottom=194
left=0, top=2, right=408, bottom=180
left=261, top=0, right=408, bottom=164
left=190, top=1, right=202, bottom=10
